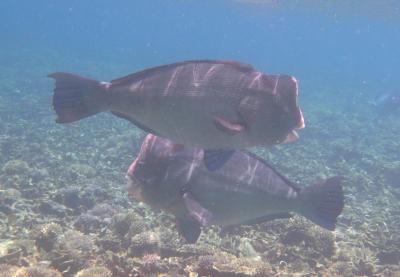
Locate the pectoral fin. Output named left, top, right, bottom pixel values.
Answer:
left=177, top=218, right=202, bottom=243
left=213, top=116, right=245, bottom=135
left=181, top=189, right=212, bottom=227
left=203, top=149, right=235, bottom=171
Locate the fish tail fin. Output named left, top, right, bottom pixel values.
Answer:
left=300, top=176, right=344, bottom=230
left=48, top=72, right=111, bottom=123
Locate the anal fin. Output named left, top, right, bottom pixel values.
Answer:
left=177, top=218, right=202, bottom=243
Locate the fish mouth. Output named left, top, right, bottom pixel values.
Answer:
left=282, top=130, right=299, bottom=143
left=291, top=76, right=305, bottom=129
left=126, top=159, right=138, bottom=177
left=291, top=129, right=299, bottom=139
left=296, top=109, right=305, bottom=129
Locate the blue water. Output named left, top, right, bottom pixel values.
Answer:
left=1, top=0, right=400, bottom=276
left=2, top=0, right=399, bottom=90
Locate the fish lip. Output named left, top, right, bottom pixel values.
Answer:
left=279, top=75, right=304, bottom=130
left=290, top=76, right=305, bottom=129
left=296, top=109, right=305, bottom=129
left=127, top=159, right=138, bottom=177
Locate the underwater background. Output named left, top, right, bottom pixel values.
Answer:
left=0, top=0, right=399, bottom=276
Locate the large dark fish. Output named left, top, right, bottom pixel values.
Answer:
left=49, top=60, right=304, bottom=170
left=127, top=134, right=344, bottom=243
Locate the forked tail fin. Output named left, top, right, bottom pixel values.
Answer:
left=300, top=176, right=344, bottom=230
left=48, top=72, right=111, bottom=123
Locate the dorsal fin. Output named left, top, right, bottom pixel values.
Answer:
left=242, top=150, right=301, bottom=192
left=111, top=60, right=255, bottom=85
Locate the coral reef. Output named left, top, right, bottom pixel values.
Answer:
left=31, top=223, right=62, bottom=252
left=195, top=253, right=274, bottom=276
left=12, top=267, right=62, bottom=277
left=0, top=265, right=62, bottom=277
left=129, top=231, right=161, bottom=257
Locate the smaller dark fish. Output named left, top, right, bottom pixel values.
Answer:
left=127, top=134, right=344, bottom=243
left=370, top=92, right=400, bottom=112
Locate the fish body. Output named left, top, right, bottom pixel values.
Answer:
left=371, top=92, right=400, bottom=112
left=49, top=60, right=304, bottom=151
left=127, top=134, right=344, bottom=243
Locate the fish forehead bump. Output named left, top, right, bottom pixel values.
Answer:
left=277, top=75, right=298, bottom=97
left=249, top=72, right=263, bottom=89
left=144, top=134, right=172, bottom=153
left=141, top=134, right=196, bottom=163
left=290, top=76, right=298, bottom=96
left=137, top=134, right=171, bottom=166
left=204, top=64, right=219, bottom=79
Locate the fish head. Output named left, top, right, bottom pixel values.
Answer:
left=127, top=134, right=201, bottom=211
left=269, top=75, right=304, bottom=143
left=254, top=75, right=304, bottom=144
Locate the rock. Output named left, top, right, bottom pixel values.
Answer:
left=129, top=231, right=161, bottom=257
left=38, top=201, right=67, bottom=217
left=112, top=212, right=145, bottom=238
left=111, top=213, right=133, bottom=237
left=0, top=188, right=21, bottom=201
left=378, top=250, right=400, bottom=265
left=12, top=266, right=62, bottom=277
left=29, top=167, right=49, bottom=183
left=2, top=160, right=30, bottom=175
left=140, top=253, right=168, bottom=274
left=0, top=204, right=13, bottom=215
left=196, top=253, right=274, bottom=277
left=88, top=203, right=118, bottom=219
left=74, top=213, right=102, bottom=234
left=55, top=186, right=81, bottom=209
left=76, top=266, right=112, bottom=277
left=0, top=264, right=19, bottom=277
left=70, top=163, right=97, bottom=179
